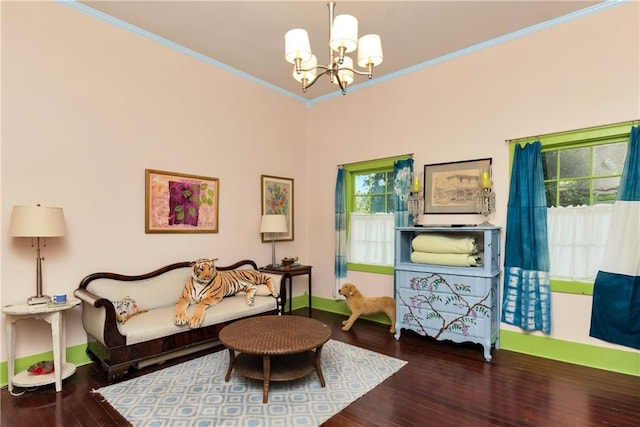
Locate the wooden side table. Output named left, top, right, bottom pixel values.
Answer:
left=2, top=299, right=81, bottom=393
left=260, top=264, right=312, bottom=316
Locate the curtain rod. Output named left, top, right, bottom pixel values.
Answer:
left=505, top=118, right=639, bottom=144
left=337, top=153, right=414, bottom=167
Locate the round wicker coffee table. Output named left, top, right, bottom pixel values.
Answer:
left=219, top=315, right=331, bottom=403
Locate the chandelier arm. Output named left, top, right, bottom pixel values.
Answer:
left=299, top=65, right=330, bottom=73
left=303, top=68, right=334, bottom=91
left=336, top=67, right=374, bottom=78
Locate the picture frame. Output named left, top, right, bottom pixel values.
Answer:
left=145, top=169, right=219, bottom=233
left=423, top=158, right=492, bottom=214
left=261, top=174, right=294, bottom=242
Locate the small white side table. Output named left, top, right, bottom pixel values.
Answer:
left=2, top=299, right=80, bottom=393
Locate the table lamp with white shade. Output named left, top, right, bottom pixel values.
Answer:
left=260, top=214, right=287, bottom=267
left=9, top=205, right=66, bottom=304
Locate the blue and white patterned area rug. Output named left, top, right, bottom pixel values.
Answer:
left=94, top=339, right=407, bottom=427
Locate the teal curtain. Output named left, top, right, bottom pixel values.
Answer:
left=502, top=141, right=552, bottom=334
left=393, top=158, right=414, bottom=227
left=590, top=125, right=640, bottom=349
left=334, top=167, right=347, bottom=295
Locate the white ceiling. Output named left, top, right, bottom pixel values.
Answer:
left=77, top=1, right=606, bottom=102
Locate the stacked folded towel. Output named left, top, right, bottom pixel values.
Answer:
left=411, top=233, right=483, bottom=267
left=410, top=251, right=483, bottom=267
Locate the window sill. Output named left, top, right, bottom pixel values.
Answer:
left=347, top=263, right=394, bottom=275
left=550, top=279, right=594, bottom=295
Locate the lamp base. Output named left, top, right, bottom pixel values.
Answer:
left=28, top=295, right=49, bottom=305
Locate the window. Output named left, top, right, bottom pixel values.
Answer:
left=353, top=171, right=395, bottom=213
left=542, top=141, right=627, bottom=207
left=512, top=121, right=632, bottom=294
left=344, top=155, right=411, bottom=274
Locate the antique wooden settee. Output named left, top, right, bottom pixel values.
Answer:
left=74, top=259, right=286, bottom=382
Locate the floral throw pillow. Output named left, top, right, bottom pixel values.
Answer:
left=113, top=296, right=146, bottom=323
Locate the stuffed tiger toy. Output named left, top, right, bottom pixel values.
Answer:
left=174, top=258, right=279, bottom=329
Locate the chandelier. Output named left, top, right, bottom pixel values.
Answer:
left=284, top=1, right=383, bottom=95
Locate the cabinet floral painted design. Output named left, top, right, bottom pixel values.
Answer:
left=398, top=273, right=492, bottom=339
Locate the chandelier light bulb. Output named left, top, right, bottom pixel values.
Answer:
left=330, top=14, right=358, bottom=54
left=284, top=28, right=312, bottom=64
left=333, top=56, right=355, bottom=86
left=357, top=34, right=384, bottom=68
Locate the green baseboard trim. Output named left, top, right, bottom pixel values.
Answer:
left=5, top=300, right=634, bottom=388
left=1, top=343, right=92, bottom=388
left=68, top=343, right=93, bottom=366
left=500, top=330, right=639, bottom=376
left=287, top=294, right=309, bottom=312
left=310, top=295, right=393, bottom=325
left=311, top=295, right=638, bottom=377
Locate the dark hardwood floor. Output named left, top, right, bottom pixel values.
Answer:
left=2, top=309, right=639, bottom=426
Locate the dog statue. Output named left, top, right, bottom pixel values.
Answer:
left=338, top=282, right=396, bottom=334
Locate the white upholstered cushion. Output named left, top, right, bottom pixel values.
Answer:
left=117, top=293, right=278, bottom=345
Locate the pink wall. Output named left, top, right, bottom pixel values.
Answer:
left=1, top=1, right=638, bottom=361
left=305, top=2, right=639, bottom=349
left=1, top=1, right=309, bottom=359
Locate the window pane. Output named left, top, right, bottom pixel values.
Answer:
left=559, top=147, right=590, bottom=178
left=355, top=175, right=369, bottom=195
left=593, top=142, right=627, bottom=176
left=545, top=181, right=558, bottom=207
left=371, top=195, right=387, bottom=213
left=355, top=195, right=369, bottom=212
left=354, top=170, right=394, bottom=214
left=371, top=173, right=386, bottom=194
left=386, top=171, right=394, bottom=192
left=387, top=194, right=395, bottom=213
left=559, top=179, right=590, bottom=206
left=542, top=151, right=558, bottom=180
left=593, top=177, right=620, bottom=204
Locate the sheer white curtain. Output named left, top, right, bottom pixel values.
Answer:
left=348, top=213, right=395, bottom=266
left=547, top=204, right=614, bottom=282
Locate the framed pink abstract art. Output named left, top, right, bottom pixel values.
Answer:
left=145, top=169, right=219, bottom=233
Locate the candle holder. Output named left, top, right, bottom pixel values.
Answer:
left=476, top=166, right=494, bottom=225
left=407, top=192, right=423, bottom=226
left=476, top=189, right=496, bottom=225
left=407, top=171, right=424, bottom=226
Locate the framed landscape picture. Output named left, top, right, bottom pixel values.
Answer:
left=145, top=169, right=219, bottom=233
left=423, top=158, right=491, bottom=214
left=261, top=174, right=294, bottom=241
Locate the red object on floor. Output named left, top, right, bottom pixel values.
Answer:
left=27, top=361, right=54, bottom=375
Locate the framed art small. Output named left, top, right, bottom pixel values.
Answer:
left=423, top=158, right=491, bottom=214
left=145, top=169, right=219, bottom=233
left=261, top=174, right=294, bottom=242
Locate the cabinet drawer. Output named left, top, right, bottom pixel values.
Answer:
left=396, top=302, right=489, bottom=340
left=395, top=270, right=493, bottom=298
left=396, top=287, right=490, bottom=316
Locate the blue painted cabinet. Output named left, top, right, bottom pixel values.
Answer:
left=394, top=226, right=501, bottom=361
